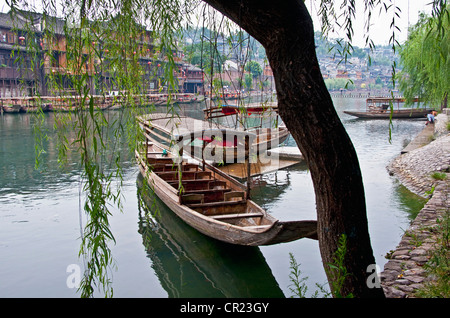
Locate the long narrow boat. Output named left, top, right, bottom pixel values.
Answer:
left=135, top=115, right=317, bottom=246
left=344, top=97, right=429, bottom=119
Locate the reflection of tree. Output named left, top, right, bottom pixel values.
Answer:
left=393, top=183, right=427, bottom=221
left=0, top=112, right=136, bottom=197
left=136, top=175, right=285, bottom=298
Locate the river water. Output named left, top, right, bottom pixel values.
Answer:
left=0, top=97, right=427, bottom=297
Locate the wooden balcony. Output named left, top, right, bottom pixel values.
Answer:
left=0, top=67, right=37, bottom=80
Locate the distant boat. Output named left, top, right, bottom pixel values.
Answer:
left=344, top=97, right=430, bottom=119
left=135, top=116, right=317, bottom=246
left=1, top=104, right=21, bottom=113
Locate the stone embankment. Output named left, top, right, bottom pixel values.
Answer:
left=381, top=113, right=449, bottom=298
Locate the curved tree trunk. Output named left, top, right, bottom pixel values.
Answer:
left=203, top=0, right=385, bottom=297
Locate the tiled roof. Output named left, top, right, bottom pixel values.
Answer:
left=0, top=10, right=66, bottom=34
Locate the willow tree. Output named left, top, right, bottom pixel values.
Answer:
left=397, top=7, right=449, bottom=109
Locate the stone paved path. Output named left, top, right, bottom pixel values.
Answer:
left=381, top=114, right=449, bottom=298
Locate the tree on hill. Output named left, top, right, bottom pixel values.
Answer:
left=244, top=60, right=262, bottom=78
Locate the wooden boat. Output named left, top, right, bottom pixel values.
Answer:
left=141, top=113, right=289, bottom=164
left=135, top=116, right=317, bottom=246
left=136, top=176, right=286, bottom=297
left=1, top=103, right=21, bottom=113
left=203, top=102, right=290, bottom=159
left=344, top=97, right=430, bottom=119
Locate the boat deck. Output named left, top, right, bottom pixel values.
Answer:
left=140, top=113, right=228, bottom=137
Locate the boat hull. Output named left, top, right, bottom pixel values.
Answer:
left=135, top=150, right=316, bottom=246
left=344, top=109, right=428, bottom=119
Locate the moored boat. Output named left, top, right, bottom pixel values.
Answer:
left=135, top=116, right=317, bottom=246
left=344, top=97, right=430, bottom=119
left=203, top=102, right=290, bottom=161
left=141, top=113, right=289, bottom=164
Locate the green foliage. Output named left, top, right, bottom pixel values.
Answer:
left=431, top=172, right=447, bottom=180
left=244, top=60, right=262, bottom=78
left=183, top=38, right=226, bottom=73
left=324, top=78, right=355, bottom=90
left=397, top=7, right=450, bottom=108
left=288, top=235, right=354, bottom=298
left=9, top=0, right=190, bottom=297
left=288, top=253, right=309, bottom=298
left=416, top=212, right=450, bottom=298
left=325, top=234, right=353, bottom=298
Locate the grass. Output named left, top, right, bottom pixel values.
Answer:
left=288, top=234, right=353, bottom=298
left=431, top=172, right=447, bottom=180
left=415, top=211, right=450, bottom=298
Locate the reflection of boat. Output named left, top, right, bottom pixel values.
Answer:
left=135, top=118, right=317, bottom=246
left=344, top=97, right=430, bottom=119
left=136, top=175, right=286, bottom=297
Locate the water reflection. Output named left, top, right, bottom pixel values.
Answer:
left=0, top=98, right=430, bottom=297
left=0, top=111, right=135, bottom=199
left=393, top=183, right=427, bottom=221
left=136, top=174, right=285, bottom=298
left=247, top=162, right=306, bottom=208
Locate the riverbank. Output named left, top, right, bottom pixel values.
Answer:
left=381, top=113, right=449, bottom=298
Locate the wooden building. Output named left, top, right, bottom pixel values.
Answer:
left=0, top=10, right=204, bottom=98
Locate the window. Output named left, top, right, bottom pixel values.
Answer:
left=7, top=32, right=14, bottom=44
left=52, top=51, right=60, bottom=68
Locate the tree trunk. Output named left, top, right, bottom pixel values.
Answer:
left=203, top=0, right=385, bottom=297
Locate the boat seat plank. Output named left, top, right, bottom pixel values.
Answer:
left=160, top=171, right=211, bottom=181
left=224, top=191, right=245, bottom=202
left=147, top=157, right=174, bottom=165
left=186, top=199, right=245, bottom=207
left=183, top=188, right=232, bottom=203
left=195, top=171, right=211, bottom=179
left=242, top=225, right=272, bottom=230
left=181, top=193, right=204, bottom=204
left=183, top=163, right=200, bottom=171
left=168, top=178, right=215, bottom=185
left=156, top=171, right=197, bottom=181
left=211, top=212, right=263, bottom=220
left=151, top=163, right=176, bottom=172
left=209, top=181, right=227, bottom=189
left=168, top=179, right=216, bottom=191
left=151, top=163, right=199, bottom=172
left=183, top=188, right=231, bottom=194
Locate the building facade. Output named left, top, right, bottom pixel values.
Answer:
left=0, top=10, right=203, bottom=98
